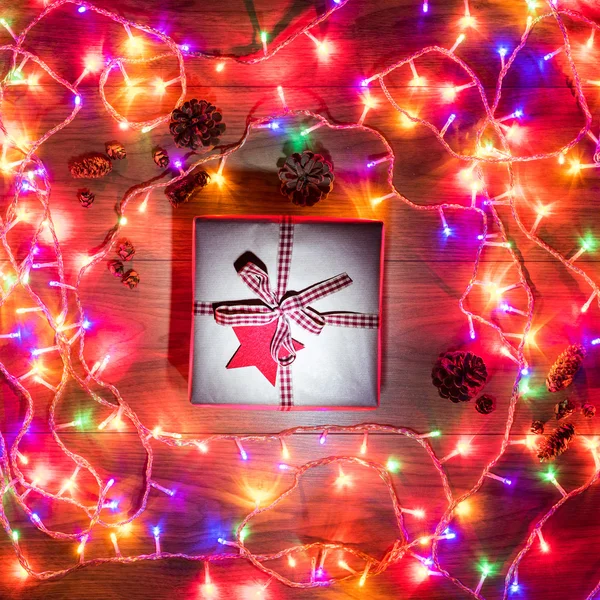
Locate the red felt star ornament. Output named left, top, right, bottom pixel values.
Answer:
left=226, top=320, right=304, bottom=386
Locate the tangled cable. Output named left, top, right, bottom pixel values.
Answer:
left=1, top=1, right=600, bottom=598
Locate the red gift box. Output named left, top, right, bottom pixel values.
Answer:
left=190, top=215, right=383, bottom=410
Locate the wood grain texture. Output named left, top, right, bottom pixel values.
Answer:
left=1, top=0, right=600, bottom=598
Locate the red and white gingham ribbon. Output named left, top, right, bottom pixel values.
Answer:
left=195, top=217, right=379, bottom=409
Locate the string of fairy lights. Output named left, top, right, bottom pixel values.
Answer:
left=1, top=0, right=600, bottom=598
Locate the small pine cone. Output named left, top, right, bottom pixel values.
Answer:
left=546, top=343, right=586, bottom=392
left=530, top=420, right=545, bottom=435
left=475, top=394, right=495, bottom=415
left=554, top=398, right=576, bottom=420
left=153, top=147, right=170, bottom=168
left=117, top=239, right=135, bottom=261
left=537, top=422, right=576, bottom=462
left=122, top=270, right=140, bottom=289
left=77, top=188, right=95, bottom=207
left=431, top=351, right=488, bottom=403
left=169, top=99, right=226, bottom=150
left=107, top=260, right=124, bottom=277
left=278, top=151, right=335, bottom=206
left=165, top=170, right=210, bottom=207
left=69, top=153, right=113, bottom=179
left=106, top=141, right=126, bottom=160
left=582, top=403, right=596, bottom=418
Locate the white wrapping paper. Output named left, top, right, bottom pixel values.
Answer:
left=190, top=216, right=382, bottom=409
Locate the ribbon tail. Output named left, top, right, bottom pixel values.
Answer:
left=194, top=301, right=217, bottom=315
left=278, top=364, right=293, bottom=410
left=322, top=313, right=379, bottom=328
left=271, top=315, right=297, bottom=365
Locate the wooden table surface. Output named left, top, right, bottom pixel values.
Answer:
left=2, top=1, right=600, bottom=598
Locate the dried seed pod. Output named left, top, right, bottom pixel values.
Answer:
left=153, top=147, right=170, bottom=168
left=537, top=423, right=576, bottom=462
left=169, top=99, right=226, bottom=149
left=582, top=403, right=596, bottom=418
left=475, top=394, right=495, bottom=415
left=546, top=344, right=586, bottom=392
left=122, top=269, right=140, bottom=289
left=164, top=170, right=210, bottom=207
left=431, top=351, right=488, bottom=403
left=107, top=260, right=124, bottom=277
left=278, top=151, right=335, bottom=206
left=117, top=239, right=135, bottom=261
left=530, top=420, right=545, bottom=435
left=69, top=153, right=112, bottom=179
left=554, top=398, right=576, bottom=420
left=77, top=188, right=95, bottom=207
left=106, top=141, right=126, bottom=160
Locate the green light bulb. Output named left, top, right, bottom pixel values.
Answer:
left=386, top=458, right=400, bottom=473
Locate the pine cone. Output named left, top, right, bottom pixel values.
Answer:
left=169, top=99, right=226, bottom=150
left=554, top=398, right=576, bottom=420
left=77, top=188, right=95, bottom=207
left=107, top=260, right=124, bottom=277
left=165, top=170, right=210, bottom=207
left=122, top=270, right=140, bottom=289
left=69, top=153, right=113, bottom=179
left=278, top=151, right=335, bottom=207
left=537, top=422, right=575, bottom=462
left=117, top=239, right=135, bottom=261
left=475, top=394, right=495, bottom=415
left=106, top=141, right=126, bottom=160
left=546, top=344, right=586, bottom=392
left=153, top=147, right=170, bottom=168
left=582, top=403, right=596, bottom=418
left=530, top=420, right=545, bottom=435
left=431, top=351, right=488, bottom=403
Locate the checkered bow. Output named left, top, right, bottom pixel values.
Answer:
left=195, top=217, right=379, bottom=409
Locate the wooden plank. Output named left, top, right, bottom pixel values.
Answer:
left=1, top=260, right=599, bottom=435
left=1, top=86, right=599, bottom=265
left=2, top=1, right=600, bottom=599
left=2, top=0, right=600, bottom=89
left=0, top=434, right=598, bottom=600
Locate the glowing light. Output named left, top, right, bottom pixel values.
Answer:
left=280, top=439, right=290, bottom=459
left=399, top=112, right=418, bottom=129
left=78, top=6, right=87, bottom=13
left=498, top=47, right=507, bottom=57
left=449, top=33, right=466, bottom=54
left=360, top=432, right=368, bottom=454
left=460, top=15, right=475, bottom=29
left=119, top=216, right=128, bottom=225
left=386, top=458, right=400, bottom=473
left=260, top=31, right=268, bottom=56
left=455, top=500, right=471, bottom=516
left=543, top=46, right=563, bottom=61
left=216, top=62, right=225, bottom=72
left=235, top=439, right=248, bottom=460
left=335, top=467, right=353, bottom=490
left=119, top=121, right=129, bottom=130
left=475, top=562, right=493, bottom=595
left=442, top=85, right=457, bottom=102
left=125, top=31, right=145, bottom=54
left=440, top=439, right=471, bottom=463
